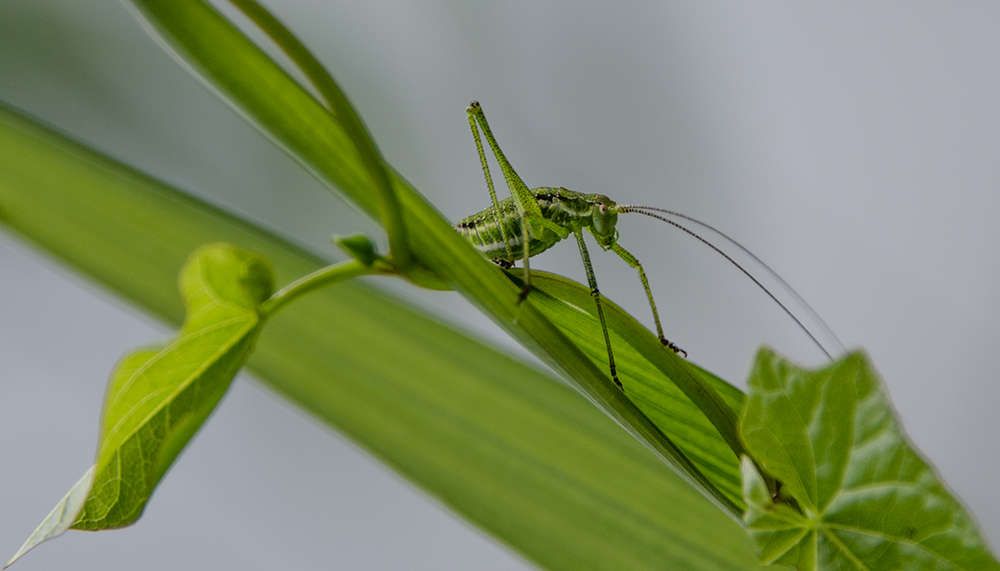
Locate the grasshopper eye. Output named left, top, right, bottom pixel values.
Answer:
left=592, top=203, right=618, bottom=239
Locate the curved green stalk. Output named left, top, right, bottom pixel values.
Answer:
left=259, top=259, right=384, bottom=318
left=225, top=0, right=412, bottom=272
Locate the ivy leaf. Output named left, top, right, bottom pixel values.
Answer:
left=739, top=349, right=999, bottom=571
left=6, top=244, right=273, bottom=568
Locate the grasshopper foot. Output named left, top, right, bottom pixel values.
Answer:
left=516, top=284, right=532, bottom=305
left=661, top=338, right=687, bottom=358
left=609, top=363, right=623, bottom=389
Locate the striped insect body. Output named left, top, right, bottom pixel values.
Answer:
left=455, top=188, right=619, bottom=261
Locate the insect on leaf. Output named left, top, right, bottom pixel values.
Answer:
left=739, top=348, right=999, bottom=571
left=524, top=270, right=746, bottom=508
left=6, top=243, right=273, bottom=568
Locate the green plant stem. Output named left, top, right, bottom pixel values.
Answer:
left=226, top=0, right=413, bottom=272
left=259, top=259, right=384, bottom=318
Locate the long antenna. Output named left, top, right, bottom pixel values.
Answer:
left=618, top=206, right=843, bottom=360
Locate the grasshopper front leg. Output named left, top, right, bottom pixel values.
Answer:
left=610, top=243, right=686, bottom=357
left=575, top=229, right=621, bottom=388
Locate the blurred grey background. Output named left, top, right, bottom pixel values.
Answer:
left=1, top=1, right=998, bottom=569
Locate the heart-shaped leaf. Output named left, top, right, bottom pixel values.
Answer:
left=740, top=349, right=999, bottom=571
left=7, top=244, right=273, bottom=567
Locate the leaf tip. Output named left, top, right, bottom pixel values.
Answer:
left=5, top=466, right=95, bottom=568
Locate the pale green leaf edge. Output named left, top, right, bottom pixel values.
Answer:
left=4, top=468, right=94, bottom=569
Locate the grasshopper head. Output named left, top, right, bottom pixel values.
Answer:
left=590, top=195, right=620, bottom=248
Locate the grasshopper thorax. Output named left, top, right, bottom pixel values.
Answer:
left=528, top=187, right=621, bottom=249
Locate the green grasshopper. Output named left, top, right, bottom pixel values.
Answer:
left=456, top=102, right=838, bottom=388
